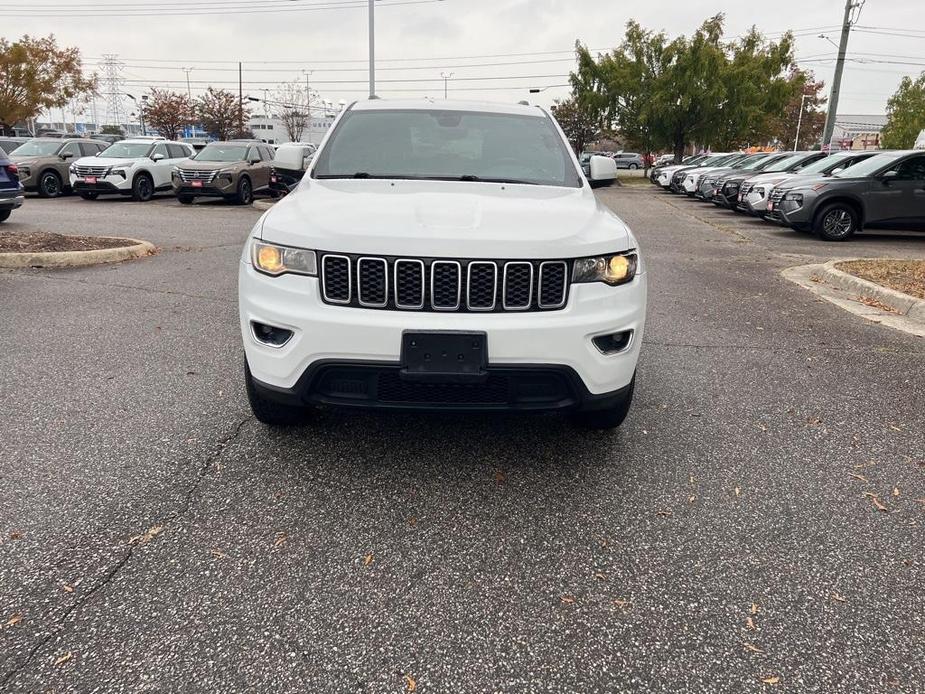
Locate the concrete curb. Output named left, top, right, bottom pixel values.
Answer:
left=782, top=262, right=925, bottom=339
left=0, top=237, right=156, bottom=269
left=819, top=259, right=925, bottom=321
left=252, top=200, right=276, bottom=212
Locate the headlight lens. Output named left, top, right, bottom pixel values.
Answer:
left=755, top=187, right=765, bottom=196
left=785, top=192, right=803, bottom=204
left=109, top=167, right=128, bottom=178
left=251, top=240, right=317, bottom=277
left=572, top=252, right=638, bottom=286
left=69, top=164, right=77, bottom=174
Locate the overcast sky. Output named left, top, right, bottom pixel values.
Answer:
left=6, top=0, right=925, bottom=126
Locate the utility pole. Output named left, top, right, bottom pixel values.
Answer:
left=238, top=62, right=244, bottom=135
left=368, top=0, right=375, bottom=98
left=302, top=69, right=313, bottom=117
left=793, top=93, right=811, bottom=151
left=181, top=67, right=194, bottom=99
left=440, top=71, right=454, bottom=99
left=821, top=0, right=864, bottom=149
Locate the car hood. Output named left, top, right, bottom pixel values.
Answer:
left=743, top=172, right=801, bottom=185
left=73, top=156, right=142, bottom=168
left=259, top=179, right=634, bottom=259
left=180, top=160, right=243, bottom=171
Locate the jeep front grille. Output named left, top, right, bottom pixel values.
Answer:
left=318, top=253, right=570, bottom=313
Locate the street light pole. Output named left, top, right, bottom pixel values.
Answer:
left=368, top=0, right=376, bottom=98
left=440, top=72, right=454, bottom=99
left=181, top=67, right=194, bottom=100
left=793, top=93, right=811, bottom=151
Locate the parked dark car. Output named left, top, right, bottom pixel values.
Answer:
left=764, top=151, right=881, bottom=223
left=650, top=154, right=707, bottom=184
left=0, top=149, right=23, bottom=223
left=670, top=153, right=747, bottom=194
left=695, top=153, right=775, bottom=200
left=711, top=153, right=794, bottom=208
left=738, top=151, right=830, bottom=216
left=774, top=150, right=925, bottom=240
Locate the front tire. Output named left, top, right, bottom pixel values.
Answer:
left=814, top=202, right=858, bottom=241
left=570, top=377, right=635, bottom=430
left=0, top=210, right=11, bottom=223
left=629, top=163, right=639, bottom=170
left=234, top=177, right=253, bottom=205
left=131, top=173, right=154, bottom=202
left=79, top=192, right=99, bottom=200
left=38, top=171, right=63, bottom=198
left=245, top=362, right=309, bottom=426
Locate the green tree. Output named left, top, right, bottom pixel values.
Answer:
left=766, top=69, right=827, bottom=150
left=0, top=35, right=97, bottom=135
left=881, top=73, right=925, bottom=149
left=550, top=97, right=600, bottom=154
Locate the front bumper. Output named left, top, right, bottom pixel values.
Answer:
left=71, top=176, right=130, bottom=194
left=744, top=190, right=771, bottom=216
left=239, top=261, right=646, bottom=403
left=0, top=189, right=24, bottom=211
left=777, top=197, right=812, bottom=226
left=173, top=181, right=233, bottom=198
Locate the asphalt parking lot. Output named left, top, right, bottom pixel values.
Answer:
left=1, top=189, right=923, bottom=692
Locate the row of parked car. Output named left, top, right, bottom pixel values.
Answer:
left=0, top=135, right=317, bottom=224
left=649, top=149, right=925, bottom=241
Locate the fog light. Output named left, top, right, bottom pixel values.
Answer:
left=592, top=330, right=633, bottom=355
left=251, top=321, right=293, bottom=347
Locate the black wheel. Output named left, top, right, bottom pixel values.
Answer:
left=570, top=376, right=635, bottom=430
left=245, top=361, right=309, bottom=426
left=177, top=195, right=195, bottom=205
left=235, top=177, right=253, bottom=205
left=0, top=209, right=10, bottom=223
left=131, top=173, right=154, bottom=202
left=38, top=170, right=63, bottom=198
left=629, top=163, right=639, bottom=170
left=79, top=192, right=99, bottom=200
left=814, top=202, right=858, bottom=241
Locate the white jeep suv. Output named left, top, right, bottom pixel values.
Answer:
left=70, top=138, right=195, bottom=201
left=239, top=100, right=647, bottom=429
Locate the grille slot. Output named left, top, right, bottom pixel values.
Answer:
left=538, top=261, right=568, bottom=309
left=321, top=255, right=351, bottom=304
left=769, top=188, right=786, bottom=205
left=431, top=261, right=461, bottom=310
left=394, top=259, right=425, bottom=309
left=178, top=169, right=217, bottom=183
left=502, top=262, right=533, bottom=310
left=467, top=262, right=498, bottom=311
left=74, top=165, right=109, bottom=177
left=318, top=254, right=570, bottom=312
left=357, top=257, right=388, bottom=307
left=377, top=372, right=510, bottom=405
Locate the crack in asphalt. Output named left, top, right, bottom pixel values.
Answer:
left=0, top=416, right=251, bottom=687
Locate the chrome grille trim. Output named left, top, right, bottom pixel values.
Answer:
left=537, top=261, right=568, bottom=309
left=356, top=256, right=388, bottom=308
left=466, top=261, right=498, bottom=312
left=501, top=261, right=534, bottom=311
left=393, top=258, right=425, bottom=309
left=177, top=169, right=217, bottom=183
left=74, top=165, right=109, bottom=177
left=430, top=260, right=462, bottom=311
left=321, top=254, right=351, bottom=305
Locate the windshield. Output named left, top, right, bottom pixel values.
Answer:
left=195, top=144, right=248, bottom=162
left=762, top=154, right=807, bottom=172
left=736, top=155, right=770, bottom=171
left=10, top=140, right=61, bottom=157
left=100, top=143, right=153, bottom=159
left=798, top=154, right=847, bottom=175
left=833, top=151, right=906, bottom=178
left=752, top=154, right=789, bottom=171
left=312, top=108, right=581, bottom=187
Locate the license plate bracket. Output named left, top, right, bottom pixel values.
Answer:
left=85, top=176, right=97, bottom=184
left=400, top=331, right=488, bottom=382
left=191, top=180, right=203, bottom=188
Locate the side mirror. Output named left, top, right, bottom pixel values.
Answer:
left=151, top=153, right=165, bottom=162
left=249, top=158, right=260, bottom=165
left=880, top=170, right=898, bottom=184
left=588, top=154, right=618, bottom=185
left=60, top=151, right=74, bottom=160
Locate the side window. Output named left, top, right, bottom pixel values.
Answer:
left=78, top=142, right=97, bottom=157
left=60, top=142, right=80, bottom=157
left=261, top=146, right=274, bottom=161
left=895, top=156, right=925, bottom=181
left=246, top=146, right=259, bottom=163
left=167, top=144, right=185, bottom=159
left=152, top=144, right=169, bottom=159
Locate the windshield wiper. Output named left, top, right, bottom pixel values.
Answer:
left=457, top=175, right=537, bottom=185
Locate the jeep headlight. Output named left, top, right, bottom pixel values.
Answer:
left=572, top=252, right=638, bottom=286
left=251, top=240, right=317, bottom=277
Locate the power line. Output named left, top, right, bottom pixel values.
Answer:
left=0, top=0, right=443, bottom=16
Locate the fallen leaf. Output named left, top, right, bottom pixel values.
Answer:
left=832, top=592, right=847, bottom=603
left=594, top=572, right=606, bottom=581
left=6, top=614, right=22, bottom=627
left=408, top=517, right=417, bottom=526
left=892, top=487, right=900, bottom=498
left=404, top=674, right=416, bottom=692
left=210, top=548, right=227, bottom=559
left=751, top=603, right=760, bottom=615
left=689, top=475, right=696, bottom=484
left=744, top=642, right=764, bottom=653
left=560, top=595, right=575, bottom=605
left=863, top=492, right=888, bottom=512
left=656, top=510, right=672, bottom=517
left=53, top=652, right=72, bottom=667
left=806, top=416, right=822, bottom=425
left=613, top=598, right=630, bottom=609
left=689, top=495, right=696, bottom=504
left=494, top=469, right=506, bottom=485
left=129, top=525, right=164, bottom=545
left=746, top=617, right=757, bottom=630
left=363, top=553, right=374, bottom=567
left=62, top=584, right=74, bottom=593
left=9, top=531, right=23, bottom=541
left=273, top=533, right=287, bottom=548
left=849, top=473, right=869, bottom=483
left=888, top=423, right=903, bottom=432
left=734, top=486, right=741, bottom=497
left=597, top=537, right=609, bottom=549
left=761, top=676, right=780, bottom=685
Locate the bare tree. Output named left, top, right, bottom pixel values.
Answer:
left=274, top=79, right=312, bottom=143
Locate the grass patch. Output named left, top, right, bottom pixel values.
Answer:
left=836, top=259, right=925, bottom=299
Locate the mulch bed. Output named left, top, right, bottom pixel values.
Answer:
left=0, top=231, right=135, bottom=254
left=836, top=259, right=925, bottom=300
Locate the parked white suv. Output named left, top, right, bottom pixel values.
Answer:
left=69, top=138, right=195, bottom=201
left=239, top=100, right=647, bottom=429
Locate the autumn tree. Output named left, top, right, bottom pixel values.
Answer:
left=0, top=35, right=97, bottom=135
left=197, top=87, right=247, bottom=141
left=274, top=80, right=312, bottom=142
left=881, top=72, right=925, bottom=149
left=142, top=89, right=196, bottom=140
left=550, top=97, right=600, bottom=154
left=766, top=69, right=827, bottom=150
